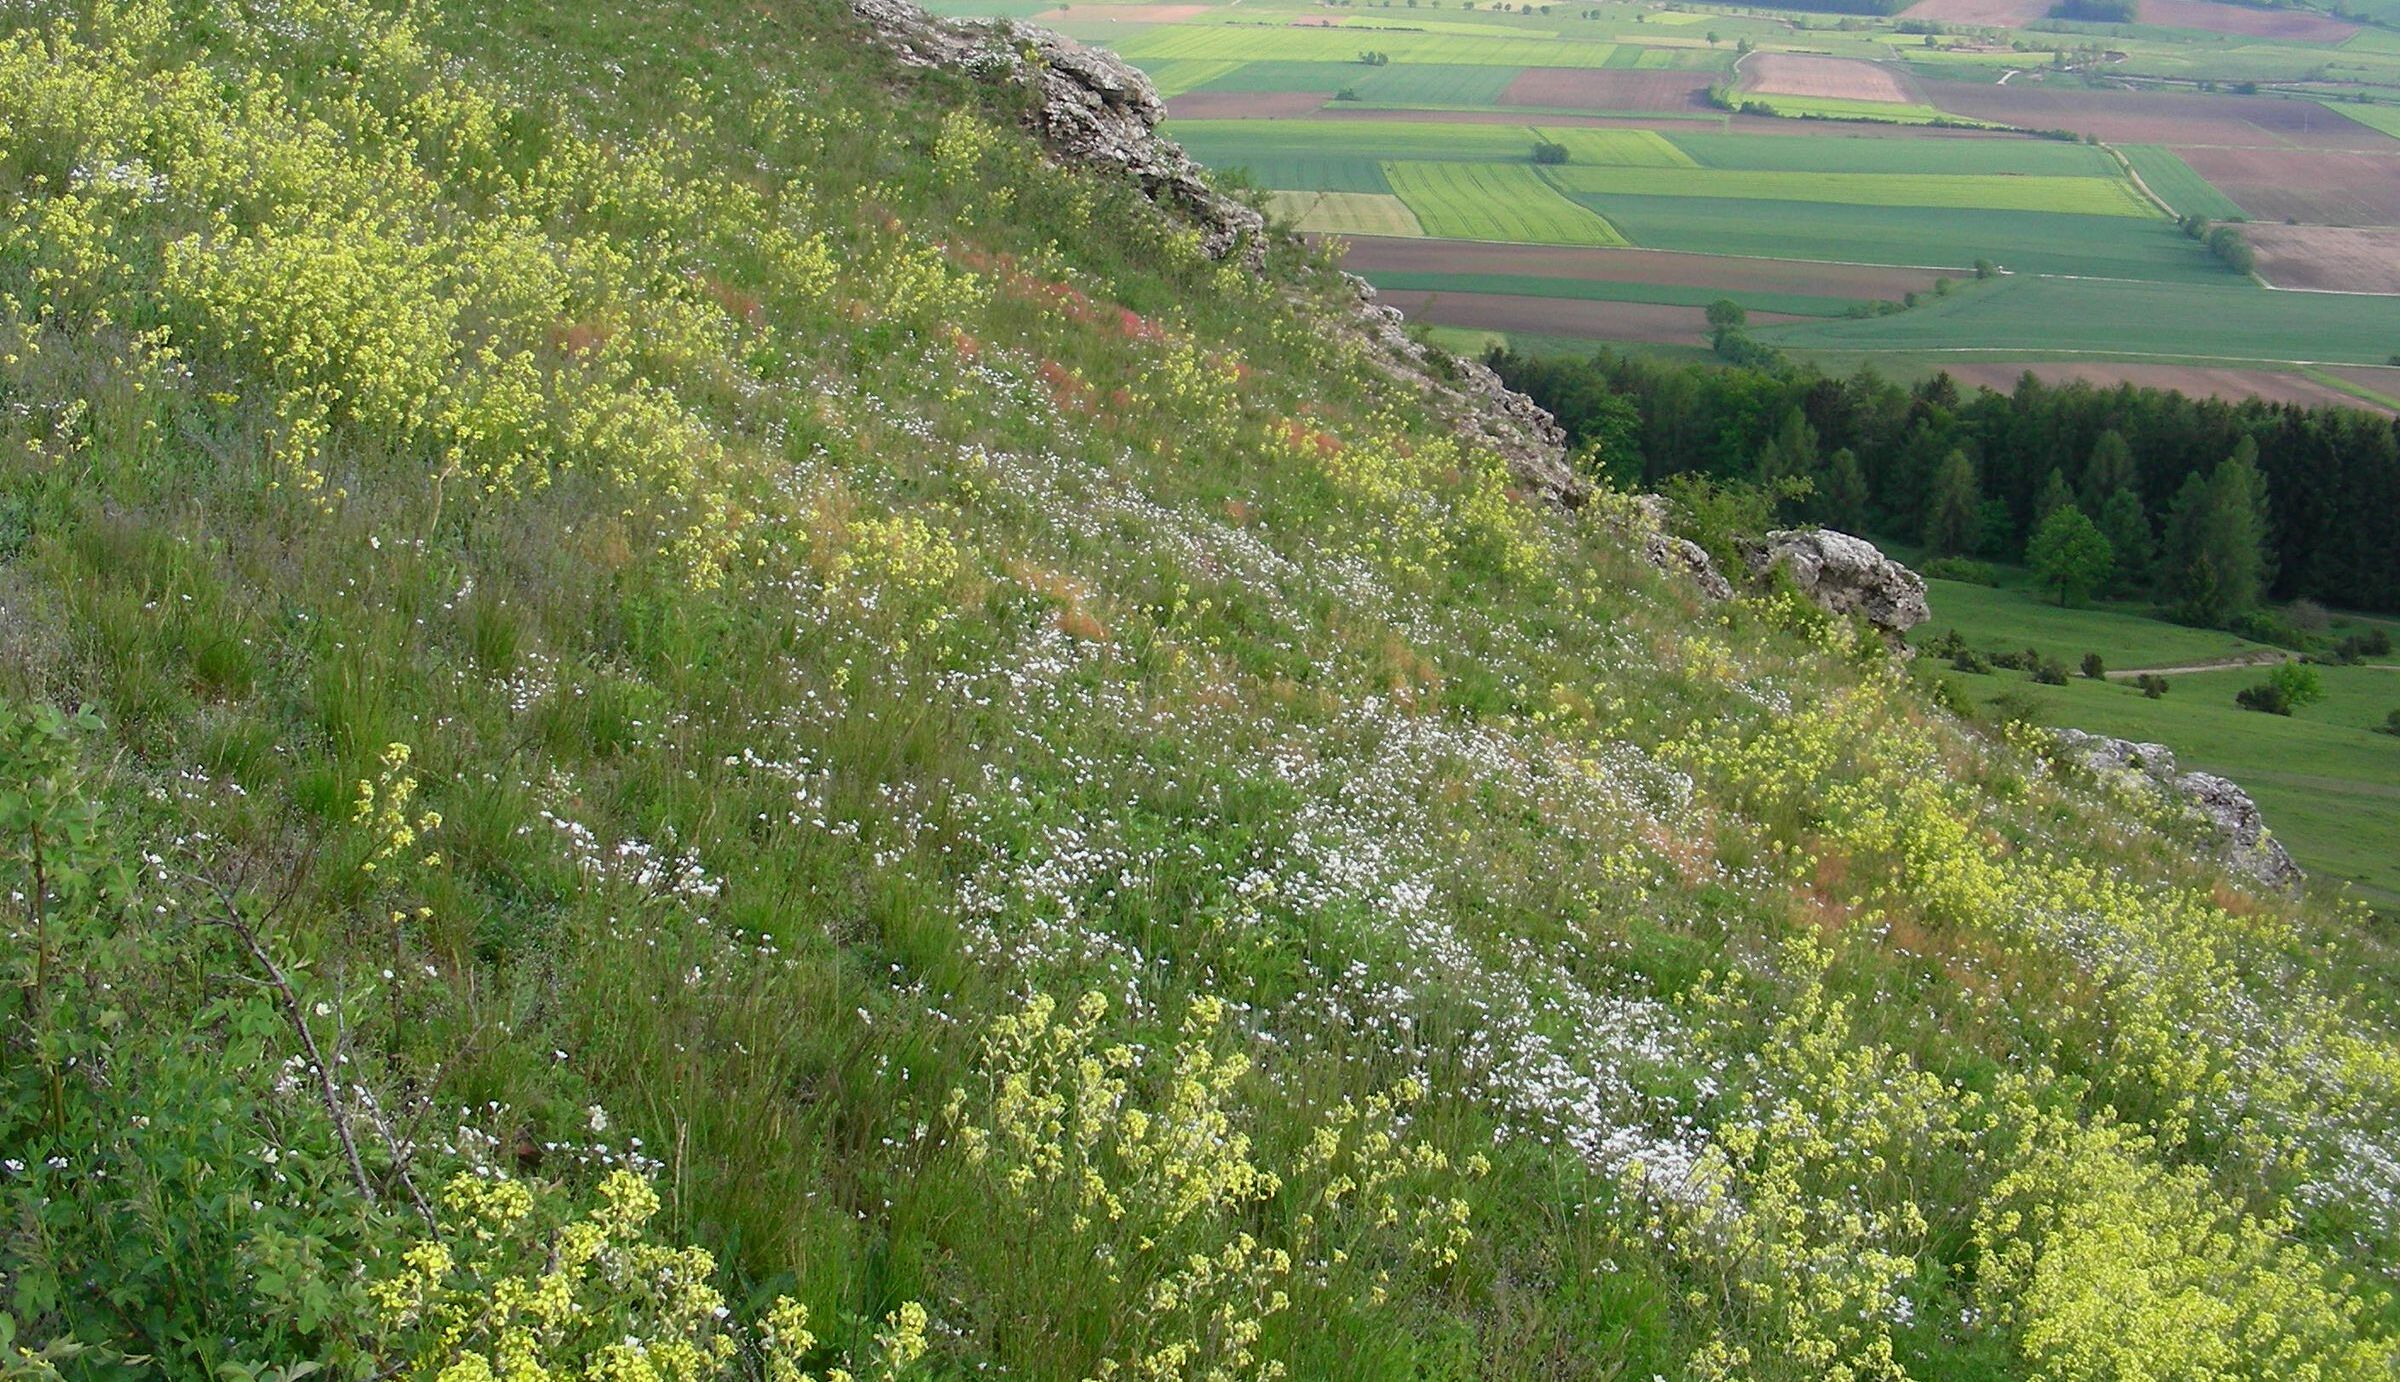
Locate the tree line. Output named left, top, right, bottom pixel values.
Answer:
left=1490, top=347, right=2400, bottom=620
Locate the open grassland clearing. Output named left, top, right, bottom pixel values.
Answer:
left=1373, top=287, right=1802, bottom=342
left=1744, top=52, right=1923, bottom=104
left=1980, top=666, right=2400, bottom=902
left=1937, top=359, right=2394, bottom=411
left=1501, top=67, right=1721, bottom=110
left=2119, top=144, right=2247, bottom=219
left=1668, top=129, right=2125, bottom=175
left=2134, top=0, right=2361, bottom=42
left=1544, top=162, right=2161, bottom=215
left=1758, top=273, right=2400, bottom=364
left=1556, top=192, right=2227, bottom=278
left=1384, top=160, right=1631, bottom=243
left=2173, top=145, right=2400, bottom=225
left=1118, top=23, right=1617, bottom=67
left=1333, top=233, right=1950, bottom=297
left=1268, top=189, right=1426, bottom=236
left=2244, top=223, right=2400, bottom=294
left=1910, top=576, right=2276, bottom=672
left=1928, top=82, right=2400, bottom=148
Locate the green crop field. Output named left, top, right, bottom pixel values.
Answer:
left=1359, top=269, right=1872, bottom=316
left=1144, top=59, right=1244, bottom=98
left=1759, top=274, right=2400, bottom=366
left=1170, top=117, right=1559, bottom=165
left=2120, top=145, right=2248, bottom=221
left=1266, top=189, right=1427, bottom=237
left=1118, top=24, right=1617, bottom=67
left=1385, top=160, right=1631, bottom=244
left=1555, top=192, right=2226, bottom=279
left=1740, top=94, right=1956, bottom=123
left=1192, top=60, right=1522, bottom=106
left=1543, top=164, right=2160, bottom=217
left=1540, top=127, right=1700, bottom=167
left=1210, top=154, right=1391, bottom=193
left=1665, top=131, right=2124, bottom=177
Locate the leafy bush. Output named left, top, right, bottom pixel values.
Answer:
left=1531, top=140, right=1569, bottom=164
left=2080, top=652, right=2105, bottom=680
left=2137, top=673, right=2171, bottom=698
left=2032, top=658, right=2069, bottom=686
left=2235, top=662, right=2324, bottom=716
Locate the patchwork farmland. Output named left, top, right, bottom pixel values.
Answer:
left=936, top=0, right=2400, bottom=398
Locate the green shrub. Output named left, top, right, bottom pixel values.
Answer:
left=1920, top=556, right=2000, bottom=586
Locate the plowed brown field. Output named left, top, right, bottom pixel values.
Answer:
left=1744, top=54, right=1918, bottom=104
left=2135, top=0, right=2357, bottom=41
left=1162, top=91, right=1331, bottom=119
left=1939, top=361, right=2392, bottom=412
left=2244, top=224, right=2400, bottom=294
left=2173, top=147, right=2400, bottom=226
left=1900, top=0, right=2054, bottom=24
left=1500, top=68, right=1718, bottom=111
left=1928, top=85, right=2398, bottom=149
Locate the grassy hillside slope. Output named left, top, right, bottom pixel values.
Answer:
left=4, top=0, right=2400, bottom=1377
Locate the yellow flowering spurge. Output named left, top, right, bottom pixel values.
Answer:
left=946, top=991, right=1483, bottom=1379
left=1975, top=1083, right=2396, bottom=1382
left=353, top=741, right=443, bottom=874
left=1657, top=937, right=1971, bottom=1382
left=370, top=1170, right=929, bottom=1381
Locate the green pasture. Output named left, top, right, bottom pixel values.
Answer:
left=1169, top=117, right=1554, bottom=164
left=1757, top=274, right=2400, bottom=366
left=2119, top=145, right=2247, bottom=221
left=1554, top=192, right=2227, bottom=279
left=1543, top=164, right=2159, bottom=216
left=1384, top=160, right=1630, bottom=244
left=1357, top=268, right=1873, bottom=317
left=1216, top=154, right=1390, bottom=193
left=1118, top=24, right=1617, bottom=67
left=1974, top=665, right=2400, bottom=903
left=1909, top=577, right=2276, bottom=671
left=1664, top=130, right=2123, bottom=176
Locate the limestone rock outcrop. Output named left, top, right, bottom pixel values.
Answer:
left=1744, top=529, right=1929, bottom=645
left=851, top=0, right=1264, bottom=261
left=2053, top=728, right=2303, bottom=892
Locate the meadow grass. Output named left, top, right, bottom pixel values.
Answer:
left=8, top=0, right=2400, bottom=1375
left=1386, top=161, right=1632, bottom=244
left=1909, top=578, right=2278, bottom=670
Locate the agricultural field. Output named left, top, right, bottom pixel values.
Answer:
left=965, top=0, right=2400, bottom=384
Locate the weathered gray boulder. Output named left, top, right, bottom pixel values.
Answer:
left=1623, top=494, right=1732, bottom=599
left=1745, top=529, right=1929, bottom=645
left=851, top=0, right=1265, bottom=261
left=2053, top=728, right=2302, bottom=892
left=1337, top=275, right=1589, bottom=510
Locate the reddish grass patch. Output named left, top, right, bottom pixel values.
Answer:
left=2173, top=146, right=2400, bottom=226
left=1500, top=68, right=1718, bottom=112
left=2136, top=0, right=2357, bottom=41
left=1743, top=54, right=1918, bottom=105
